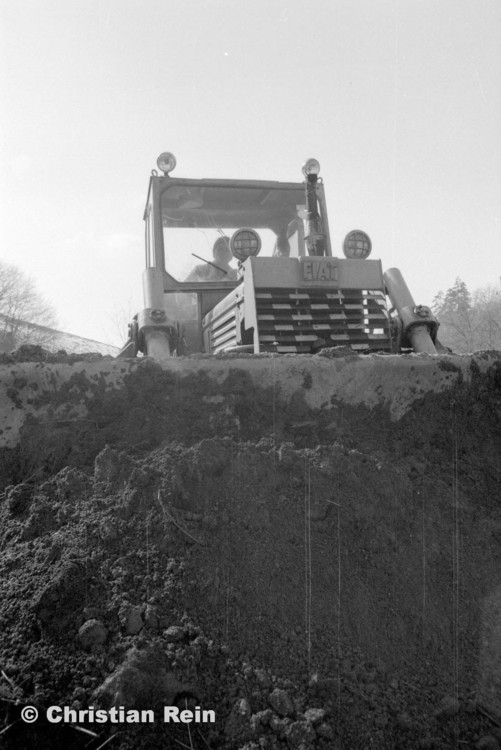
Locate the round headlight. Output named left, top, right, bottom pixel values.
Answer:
left=156, top=152, right=177, bottom=175
left=302, top=158, right=321, bottom=177
left=343, top=230, right=372, bottom=259
left=230, top=228, right=262, bottom=261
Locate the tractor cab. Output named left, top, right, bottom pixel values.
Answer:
left=120, top=154, right=438, bottom=358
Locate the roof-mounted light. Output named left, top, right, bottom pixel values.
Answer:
left=230, top=228, right=262, bottom=261
left=156, top=152, right=177, bottom=175
left=343, top=230, right=372, bottom=259
left=302, top=158, right=321, bottom=178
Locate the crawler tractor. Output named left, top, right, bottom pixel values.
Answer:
left=120, top=154, right=438, bottom=359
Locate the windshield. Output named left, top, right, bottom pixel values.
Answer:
left=160, top=183, right=306, bottom=282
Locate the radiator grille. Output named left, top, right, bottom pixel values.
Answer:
left=206, top=304, right=238, bottom=353
left=255, top=288, right=391, bottom=353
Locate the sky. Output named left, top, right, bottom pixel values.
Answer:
left=1, top=0, right=500, bottom=346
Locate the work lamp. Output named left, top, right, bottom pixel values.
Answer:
left=156, top=152, right=177, bottom=175
left=230, top=229, right=262, bottom=261
left=302, top=158, right=321, bottom=177
left=343, top=230, right=372, bottom=259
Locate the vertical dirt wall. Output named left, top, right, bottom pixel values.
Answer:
left=1, top=349, right=500, bottom=749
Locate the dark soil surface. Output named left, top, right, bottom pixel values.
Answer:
left=1, top=348, right=501, bottom=749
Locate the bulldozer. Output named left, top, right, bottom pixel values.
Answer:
left=119, top=154, right=439, bottom=359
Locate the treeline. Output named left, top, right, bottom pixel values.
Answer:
left=432, top=278, right=501, bottom=353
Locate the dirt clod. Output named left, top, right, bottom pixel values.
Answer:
left=476, top=736, right=501, bottom=750
left=78, top=619, right=108, bottom=650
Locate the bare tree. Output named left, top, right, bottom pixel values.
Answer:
left=0, top=261, right=58, bottom=351
left=472, top=285, right=501, bottom=350
left=105, top=298, right=139, bottom=349
left=433, top=278, right=501, bottom=352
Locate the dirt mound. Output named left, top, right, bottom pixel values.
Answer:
left=1, top=351, right=501, bottom=749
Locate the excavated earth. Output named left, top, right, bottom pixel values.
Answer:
left=1, top=345, right=501, bottom=750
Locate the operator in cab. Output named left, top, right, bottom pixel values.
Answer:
left=185, top=236, right=238, bottom=282
left=273, top=233, right=290, bottom=257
